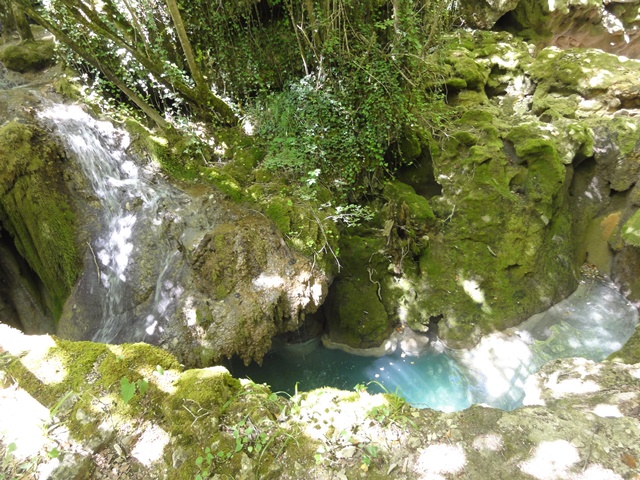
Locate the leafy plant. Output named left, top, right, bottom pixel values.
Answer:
left=194, top=447, right=214, bottom=480
left=119, top=377, right=148, bottom=404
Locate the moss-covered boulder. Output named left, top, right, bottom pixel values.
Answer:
left=0, top=121, right=81, bottom=320
left=531, top=47, right=640, bottom=118
left=325, top=235, right=394, bottom=348
left=621, top=209, right=640, bottom=247
left=0, top=39, right=55, bottom=73
left=181, top=211, right=330, bottom=365
left=402, top=104, right=580, bottom=348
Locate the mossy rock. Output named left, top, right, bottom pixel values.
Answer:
left=622, top=209, right=640, bottom=247
left=531, top=47, right=640, bottom=99
left=608, top=326, right=640, bottom=364
left=326, top=235, right=394, bottom=348
left=383, top=180, right=436, bottom=225
left=409, top=105, right=579, bottom=347
left=0, top=121, right=81, bottom=320
left=0, top=39, right=55, bottom=73
left=444, top=49, right=491, bottom=91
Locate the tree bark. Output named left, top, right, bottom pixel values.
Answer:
left=1, top=0, right=32, bottom=41
left=165, top=0, right=236, bottom=125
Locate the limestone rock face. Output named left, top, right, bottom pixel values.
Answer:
left=458, top=0, right=640, bottom=58
left=457, top=0, right=520, bottom=29
left=173, top=209, right=330, bottom=366
left=341, top=30, right=640, bottom=349
left=508, top=0, right=640, bottom=58
left=0, top=80, right=330, bottom=367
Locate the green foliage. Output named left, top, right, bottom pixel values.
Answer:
left=0, top=442, right=36, bottom=480
left=243, top=0, right=455, bottom=198
left=26, top=0, right=455, bottom=196
left=119, top=376, right=148, bottom=404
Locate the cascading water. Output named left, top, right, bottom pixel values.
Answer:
left=38, top=104, right=193, bottom=343
left=232, top=277, right=638, bottom=412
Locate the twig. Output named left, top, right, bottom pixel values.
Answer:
left=182, top=402, right=211, bottom=427
left=368, top=267, right=383, bottom=302
left=311, top=210, right=341, bottom=272
left=444, top=204, right=456, bottom=223
left=87, top=241, right=100, bottom=280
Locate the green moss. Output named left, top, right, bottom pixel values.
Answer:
left=506, top=124, right=565, bottom=205
left=0, top=122, right=81, bottom=320
left=383, top=181, right=435, bottom=224
left=621, top=210, right=640, bottom=247
left=407, top=104, right=578, bottom=347
left=446, top=50, right=490, bottom=90
left=326, top=235, right=394, bottom=348
left=608, top=326, right=640, bottom=364
left=531, top=47, right=640, bottom=101
left=0, top=39, right=55, bottom=73
left=453, top=131, right=478, bottom=146
left=203, top=167, right=246, bottom=201
left=264, top=197, right=293, bottom=233
left=163, top=367, right=241, bottom=438
left=451, top=90, right=489, bottom=107
left=222, top=147, right=265, bottom=184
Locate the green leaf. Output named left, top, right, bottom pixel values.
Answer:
left=120, top=377, right=136, bottom=404
left=195, top=456, right=203, bottom=466
left=137, top=378, right=149, bottom=396
left=48, top=448, right=60, bottom=459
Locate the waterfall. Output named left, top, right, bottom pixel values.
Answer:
left=38, top=104, right=192, bottom=344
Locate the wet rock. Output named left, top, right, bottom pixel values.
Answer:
left=0, top=39, right=55, bottom=73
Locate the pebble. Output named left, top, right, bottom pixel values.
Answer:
left=408, top=437, right=422, bottom=448
left=336, top=446, right=357, bottom=459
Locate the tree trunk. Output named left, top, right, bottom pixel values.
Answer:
left=165, top=0, right=236, bottom=125
left=1, top=0, right=32, bottom=41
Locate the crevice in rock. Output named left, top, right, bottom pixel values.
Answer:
left=395, top=150, right=443, bottom=199
left=426, top=314, right=442, bottom=343
left=0, top=230, right=53, bottom=333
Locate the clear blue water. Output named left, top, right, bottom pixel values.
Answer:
left=230, top=343, right=476, bottom=412
left=230, top=279, right=638, bottom=412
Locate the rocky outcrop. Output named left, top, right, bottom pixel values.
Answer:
left=320, top=29, right=640, bottom=351
left=171, top=206, right=330, bottom=366
left=2, top=325, right=640, bottom=479
left=459, top=0, right=640, bottom=59
left=0, top=39, right=55, bottom=73
left=0, top=96, right=82, bottom=327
